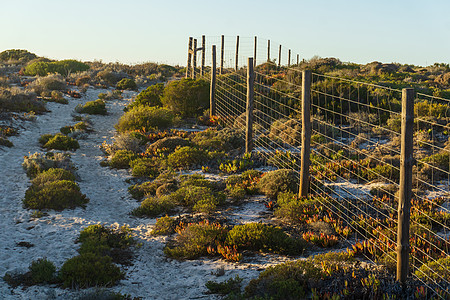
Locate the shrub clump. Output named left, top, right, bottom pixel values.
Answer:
left=24, top=59, right=89, bottom=77
left=115, top=106, right=174, bottom=132
left=39, top=133, right=79, bottom=151
left=0, top=87, right=45, bottom=113
left=23, top=180, right=88, bottom=210
left=151, top=215, right=176, bottom=236
left=31, top=168, right=75, bottom=186
left=161, top=78, right=209, bottom=117
left=116, top=78, right=137, bottom=90
left=146, top=136, right=190, bottom=153
left=258, top=169, right=298, bottom=199
left=269, top=118, right=302, bottom=146
left=225, top=223, right=304, bottom=255
left=192, top=127, right=245, bottom=152
left=167, top=146, right=208, bottom=169
left=59, top=253, right=123, bottom=288
left=22, top=152, right=75, bottom=178
left=29, top=258, right=56, bottom=284
left=108, top=150, right=138, bottom=169
left=128, top=83, right=164, bottom=110
left=75, top=99, right=107, bottom=115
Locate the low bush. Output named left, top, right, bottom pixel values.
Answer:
left=128, top=181, right=159, bottom=200
left=167, top=146, right=207, bottom=169
left=31, top=168, right=75, bottom=186
left=115, top=106, right=174, bottom=132
left=48, top=90, right=68, bottom=104
left=206, top=275, right=243, bottom=296
left=102, top=133, right=142, bottom=156
left=39, top=133, right=79, bottom=151
left=146, top=136, right=190, bottom=153
left=109, top=150, right=138, bottom=169
left=25, top=59, right=89, bottom=77
left=0, top=137, right=13, bottom=147
left=151, top=215, right=176, bottom=236
left=415, top=257, right=450, bottom=281
left=269, top=118, right=302, bottom=146
left=59, top=253, right=123, bottom=288
left=23, top=180, right=88, bottom=210
left=0, top=87, right=45, bottom=113
left=192, top=127, right=245, bottom=152
left=60, top=121, right=90, bottom=135
left=29, top=258, right=56, bottom=284
left=171, top=186, right=225, bottom=214
left=98, top=90, right=123, bottom=101
left=28, top=74, right=66, bottom=93
left=258, top=169, right=298, bottom=199
left=128, top=83, right=164, bottom=110
left=131, top=195, right=175, bottom=217
left=0, top=49, right=37, bottom=63
left=130, top=157, right=161, bottom=178
left=22, top=152, right=75, bottom=178
left=160, top=78, right=209, bottom=117
left=75, top=99, right=107, bottom=115
left=225, top=169, right=262, bottom=196
left=164, top=221, right=228, bottom=259
left=274, top=192, right=319, bottom=223
left=225, top=223, right=304, bottom=255
left=116, top=78, right=137, bottom=90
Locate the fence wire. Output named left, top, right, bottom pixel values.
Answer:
left=189, top=35, right=450, bottom=297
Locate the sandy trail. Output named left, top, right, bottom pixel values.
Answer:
left=0, top=88, right=288, bottom=299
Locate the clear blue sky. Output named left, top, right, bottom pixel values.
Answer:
left=1, top=0, right=449, bottom=67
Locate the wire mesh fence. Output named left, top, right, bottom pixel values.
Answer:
left=187, top=35, right=450, bottom=297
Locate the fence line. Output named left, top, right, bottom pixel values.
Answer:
left=187, top=35, right=450, bottom=297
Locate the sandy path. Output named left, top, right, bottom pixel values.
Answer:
left=0, top=88, right=292, bottom=299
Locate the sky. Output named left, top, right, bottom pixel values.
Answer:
left=0, top=0, right=449, bottom=67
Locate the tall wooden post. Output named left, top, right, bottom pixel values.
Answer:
left=299, top=70, right=312, bottom=197
left=278, top=45, right=281, bottom=67
left=397, top=88, right=414, bottom=284
left=186, top=37, right=193, bottom=78
left=245, top=57, right=254, bottom=154
left=210, top=45, right=217, bottom=117
left=201, top=35, right=205, bottom=77
left=267, top=40, right=270, bottom=62
left=297, top=54, right=299, bottom=66
left=235, top=35, right=240, bottom=71
left=254, top=36, right=257, bottom=68
left=220, top=35, right=224, bottom=75
left=288, top=49, right=291, bottom=67
left=192, top=39, right=197, bottom=79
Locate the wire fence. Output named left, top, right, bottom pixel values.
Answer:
left=188, top=35, right=450, bottom=297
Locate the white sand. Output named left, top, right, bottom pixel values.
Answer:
left=0, top=88, right=288, bottom=299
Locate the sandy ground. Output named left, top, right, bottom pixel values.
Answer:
left=0, top=88, right=290, bottom=299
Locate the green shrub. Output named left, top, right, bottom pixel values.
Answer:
left=39, top=133, right=79, bottom=151
left=116, top=78, right=137, bottom=90
left=164, top=221, right=228, bottom=259
left=0, top=49, right=37, bottom=63
left=274, top=192, right=318, bottom=223
left=25, top=59, right=89, bottom=76
left=60, top=121, right=89, bottom=135
left=48, top=90, right=68, bottom=104
left=109, top=150, right=138, bottom=169
left=151, top=215, right=176, bottom=236
left=130, top=157, right=160, bottom=178
left=29, top=258, right=56, bottom=284
left=206, top=275, right=243, bottom=295
left=167, top=185, right=225, bottom=213
left=115, top=106, right=174, bottom=132
left=75, top=99, right=107, bottom=115
left=179, top=174, right=220, bottom=190
left=146, top=136, right=190, bottom=153
left=128, top=83, right=164, bottom=110
left=225, top=223, right=304, bottom=255
left=22, top=152, right=75, bottom=178
left=269, top=119, right=302, bottom=146
left=31, top=168, right=75, bottom=186
left=245, top=260, right=316, bottom=299
left=128, top=181, right=159, bottom=200
left=192, top=127, right=245, bottom=152
left=30, top=74, right=67, bottom=92
left=415, top=257, right=450, bottom=281
left=23, top=180, right=88, bottom=210
left=161, top=78, right=209, bottom=117
left=258, top=169, right=298, bottom=199
left=131, top=195, right=175, bottom=217
left=167, top=146, right=207, bottom=169
left=59, top=253, right=123, bottom=288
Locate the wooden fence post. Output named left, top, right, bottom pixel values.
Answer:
left=192, top=39, right=197, bottom=79
left=254, top=36, right=257, bottom=68
left=278, top=45, right=281, bottom=67
left=201, top=35, right=205, bottom=77
left=210, top=45, right=216, bottom=117
left=235, top=36, right=240, bottom=71
left=220, top=35, right=224, bottom=75
left=246, top=57, right=254, bottom=153
left=288, top=49, right=291, bottom=67
left=299, top=70, right=312, bottom=197
left=186, top=37, right=193, bottom=78
left=267, top=40, right=270, bottom=62
left=397, top=88, right=415, bottom=284
left=297, top=54, right=299, bottom=66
